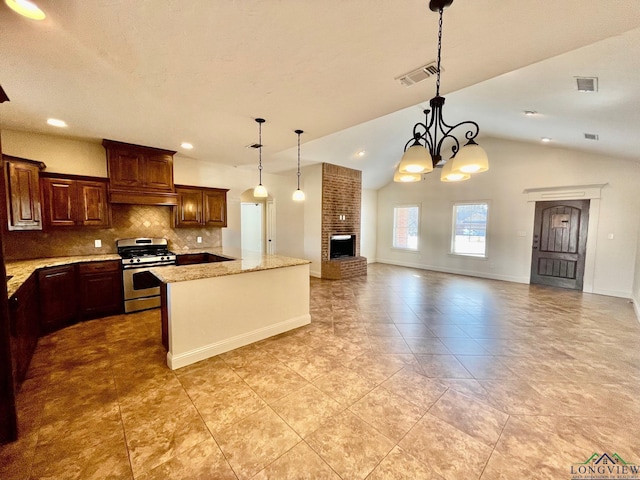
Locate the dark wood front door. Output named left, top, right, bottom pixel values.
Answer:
left=530, top=200, right=590, bottom=290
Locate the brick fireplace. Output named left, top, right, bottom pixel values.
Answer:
left=320, top=163, right=367, bottom=279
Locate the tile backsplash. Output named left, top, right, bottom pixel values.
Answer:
left=4, top=204, right=222, bottom=260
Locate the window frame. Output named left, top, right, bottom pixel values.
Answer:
left=392, top=204, right=421, bottom=252
left=450, top=201, right=490, bottom=258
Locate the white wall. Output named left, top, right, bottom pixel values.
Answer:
left=376, top=137, right=640, bottom=298
left=302, top=164, right=322, bottom=277
left=361, top=188, right=378, bottom=263
left=0, top=129, right=305, bottom=258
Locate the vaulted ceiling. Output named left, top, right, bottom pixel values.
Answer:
left=1, top=0, right=639, bottom=189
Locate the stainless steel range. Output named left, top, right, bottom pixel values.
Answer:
left=117, top=238, right=176, bottom=313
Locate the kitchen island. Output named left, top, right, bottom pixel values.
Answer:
left=151, top=248, right=311, bottom=370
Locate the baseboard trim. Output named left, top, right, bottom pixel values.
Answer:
left=375, top=258, right=529, bottom=284
left=167, top=314, right=311, bottom=370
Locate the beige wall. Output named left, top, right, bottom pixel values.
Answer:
left=376, top=137, right=640, bottom=299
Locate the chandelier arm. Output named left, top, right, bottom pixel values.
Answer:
left=440, top=120, right=481, bottom=158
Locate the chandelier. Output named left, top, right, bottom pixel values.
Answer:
left=396, top=0, right=488, bottom=183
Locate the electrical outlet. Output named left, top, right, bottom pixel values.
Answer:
left=94, top=239, right=102, bottom=248
left=196, top=236, right=202, bottom=243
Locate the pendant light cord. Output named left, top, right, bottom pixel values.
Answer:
left=435, top=7, right=443, bottom=97
left=296, top=131, right=301, bottom=189
left=258, top=121, right=263, bottom=185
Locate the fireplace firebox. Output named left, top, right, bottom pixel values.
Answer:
left=330, top=234, right=355, bottom=259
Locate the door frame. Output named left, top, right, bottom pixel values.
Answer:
left=523, top=184, right=607, bottom=294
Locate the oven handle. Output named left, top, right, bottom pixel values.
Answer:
left=122, top=262, right=175, bottom=270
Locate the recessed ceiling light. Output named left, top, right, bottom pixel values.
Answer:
left=541, top=137, right=552, bottom=143
left=181, top=142, right=193, bottom=150
left=357, top=150, right=366, bottom=157
left=523, top=110, right=538, bottom=116
left=46, top=118, right=67, bottom=128
left=5, top=0, right=46, bottom=20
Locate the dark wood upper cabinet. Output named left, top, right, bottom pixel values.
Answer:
left=3, top=155, right=45, bottom=231
left=175, top=187, right=203, bottom=227
left=40, top=174, right=110, bottom=228
left=77, top=180, right=110, bottom=226
left=204, top=189, right=227, bottom=227
left=174, top=185, right=228, bottom=228
left=103, top=139, right=177, bottom=205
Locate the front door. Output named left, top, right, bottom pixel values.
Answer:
left=530, top=200, right=590, bottom=290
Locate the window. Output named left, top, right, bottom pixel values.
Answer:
left=451, top=202, right=488, bottom=257
left=393, top=205, right=419, bottom=250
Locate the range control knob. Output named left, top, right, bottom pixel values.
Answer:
left=136, top=258, right=141, bottom=263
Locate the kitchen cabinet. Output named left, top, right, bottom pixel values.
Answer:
left=40, top=174, right=111, bottom=228
left=8, top=272, right=39, bottom=388
left=78, top=261, right=123, bottom=319
left=3, top=155, right=45, bottom=231
left=38, top=265, right=78, bottom=334
left=103, top=139, right=178, bottom=205
left=174, top=185, right=228, bottom=228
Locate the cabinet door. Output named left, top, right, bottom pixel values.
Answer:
left=108, top=149, right=144, bottom=189
left=174, top=188, right=203, bottom=227
left=41, top=178, right=77, bottom=227
left=77, top=180, right=110, bottom=227
left=38, top=265, right=77, bottom=334
left=78, top=262, right=123, bottom=319
left=203, top=189, right=227, bottom=227
left=5, top=160, right=42, bottom=231
left=143, top=153, right=174, bottom=191
left=9, top=273, right=39, bottom=386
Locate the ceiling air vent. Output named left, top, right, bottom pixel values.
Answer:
left=396, top=62, right=440, bottom=87
left=575, top=77, right=598, bottom=92
left=584, top=133, right=599, bottom=141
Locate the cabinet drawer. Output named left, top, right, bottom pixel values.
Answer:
left=78, top=261, right=120, bottom=274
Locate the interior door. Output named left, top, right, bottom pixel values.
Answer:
left=241, top=202, right=264, bottom=253
left=530, top=200, right=589, bottom=290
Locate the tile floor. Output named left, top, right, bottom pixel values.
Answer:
left=1, top=263, right=640, bottom=479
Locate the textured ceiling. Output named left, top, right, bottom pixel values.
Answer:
left=1, top=0, right=639, bottom=189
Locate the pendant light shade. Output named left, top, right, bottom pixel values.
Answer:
left=450, top=139, right=489, bottom=174
left=394, top=170, right=422, bottom=183
left=440, top=156, right=470, bottom=182
left=398, top=143, right=433, bottom=174
left=292, top=129, right=305, bottom=201
left=253, top=118, right=268, bottom=198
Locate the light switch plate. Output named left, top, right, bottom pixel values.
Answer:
left=196, top=236, right=202, bottom=243
left=94, top=239, right=102, bottom=248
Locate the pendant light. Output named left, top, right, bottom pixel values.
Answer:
left=393, top=170, right=422, bottom=183
left=253, top=118, right=268, bottom=198
left=292, top=129, right=305, bottom=201
left=440, top=154, right=470, bottom=182
left=397, top=0, right=488, bottom=182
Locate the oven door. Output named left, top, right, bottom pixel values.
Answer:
left=123, top=266, right=161, bottom=300
left=122, top=265, right=166, bottom=313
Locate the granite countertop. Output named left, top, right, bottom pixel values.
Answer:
left=151, top=247, right=311, bottom=284
left=5, top=254, right=121, bottom=297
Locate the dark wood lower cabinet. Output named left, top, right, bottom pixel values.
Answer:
left=78, top=261, right=123, bottom=319
left=38, top=265, right=78, bottom=334
left=9, top=273, right=39, bottom=387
